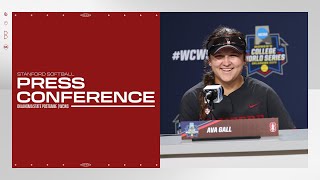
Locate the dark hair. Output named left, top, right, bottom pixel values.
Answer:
left=199, top=26, right=246, bottom=120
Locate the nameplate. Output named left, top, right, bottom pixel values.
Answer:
left=180, top=118, right=279, bottom=140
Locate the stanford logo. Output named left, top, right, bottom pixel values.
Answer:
left=80, top=13, right=91, bottom=18
left=269, top=122, right=277, bottom=132
left=80, top=162, right=91, bottom=167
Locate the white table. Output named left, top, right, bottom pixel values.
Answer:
left=160, top=129, right=308, bottom=168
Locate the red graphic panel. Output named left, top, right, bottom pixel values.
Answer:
left=12, top=12, right=160, bottom=168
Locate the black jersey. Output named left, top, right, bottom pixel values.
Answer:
left=179, top=77, right=295, bottom=129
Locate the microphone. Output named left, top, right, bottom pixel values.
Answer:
left=203, top=85, right=224, bottom=104
left=203, top=85, right=224, bottom=119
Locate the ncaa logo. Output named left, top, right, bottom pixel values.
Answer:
left=256, top=28, right=269, bottom=40
left=269, top=122, right=277, bottom=132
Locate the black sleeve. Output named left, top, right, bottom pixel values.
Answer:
left=179, top=91, right=200, bottom=121
left=267, top=88, right=296, bottom=129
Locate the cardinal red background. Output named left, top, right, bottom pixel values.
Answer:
left=12, top=12, right=160, bottom=168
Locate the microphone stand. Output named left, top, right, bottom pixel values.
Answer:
left=206, top=99, right=216, bottom=120
left=172, top=114, right=181, bottom=134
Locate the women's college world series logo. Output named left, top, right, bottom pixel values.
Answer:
left=185, top=122, right=199, bottom=137
left=245, top=25, right=289, bottom=77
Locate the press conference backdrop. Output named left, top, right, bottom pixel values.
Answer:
left=160, top=12, right=308, bottom=134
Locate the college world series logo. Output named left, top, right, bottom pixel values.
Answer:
left=185, top=122, right=199, bottom=137
left=245, top=25, right=289, bottom=77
